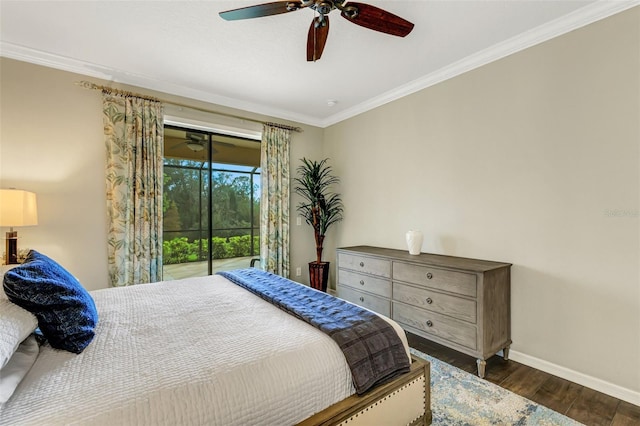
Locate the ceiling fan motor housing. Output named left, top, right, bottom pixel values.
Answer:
left=313, top=1, right=334, bottom=16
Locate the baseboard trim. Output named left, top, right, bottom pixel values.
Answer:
left=510, top=350, right=640, bottom=406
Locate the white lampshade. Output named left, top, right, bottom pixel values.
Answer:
left=0, top=189, right=38, bottom=227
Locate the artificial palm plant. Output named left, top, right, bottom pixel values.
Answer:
left=294, top=158, right=343, bottom=291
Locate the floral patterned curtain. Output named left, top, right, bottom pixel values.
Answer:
left=103, top=93, right=164, bottom=287
left=260, top=125, right=291, bottom=277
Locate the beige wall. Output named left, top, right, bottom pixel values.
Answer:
left=1, top=60, right=107, bottom=287
left=0, top=57, right=323, bottom=290
left=324, top=8, right=639, bottom=396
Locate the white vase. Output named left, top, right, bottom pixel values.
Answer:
left=405, top=230, right=423, bottom=255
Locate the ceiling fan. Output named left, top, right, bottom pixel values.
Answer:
left=219, top=0, right=414, bottom=61
left=170, top=132, right=207, bottom=152
left=169, top=133, right=237, bottom=154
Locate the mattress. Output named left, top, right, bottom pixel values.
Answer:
left=0, top=274, right=409, bottom=425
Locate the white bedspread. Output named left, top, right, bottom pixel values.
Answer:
left=0, top=274, right=409, bottom=425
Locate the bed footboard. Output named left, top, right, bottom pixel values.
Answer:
left=297, top=356, right=431, bottom=426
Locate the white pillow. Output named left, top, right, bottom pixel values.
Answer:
left=0, top=335, right=39, bottom=406
left=0, top=298, right=38, bottom=369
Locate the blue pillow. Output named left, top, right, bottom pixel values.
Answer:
left=2, top=250, right=98, bottom=354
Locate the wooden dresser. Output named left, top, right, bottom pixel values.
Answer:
left=336, top=245, right=511, bottom=378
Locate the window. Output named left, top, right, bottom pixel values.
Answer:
left=162, top=126, right=260, bottom=280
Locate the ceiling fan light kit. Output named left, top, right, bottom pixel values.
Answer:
left=186, top=142, right=205, bottom=152
left=219, top=0, right=414, bottom=61
left=169, top=132, right=208, bottom=152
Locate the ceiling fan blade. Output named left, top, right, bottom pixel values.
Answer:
left=341, top=2, right=414, bottom=37
left=214, top=141, right=235, bottom=148
left=307, top=16, right=330, bottom=62
left=219, top=1, right=302, bottom=21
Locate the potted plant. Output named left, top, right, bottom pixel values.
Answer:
left=294, top=158, right=344, bottom=292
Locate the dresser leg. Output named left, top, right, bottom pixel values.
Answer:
left=476, top=359, right=486, bottom=379
left=503, top=345, right=510, bottom=361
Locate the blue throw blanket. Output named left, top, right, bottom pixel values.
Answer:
left=218, top=268, right=410, bottom=394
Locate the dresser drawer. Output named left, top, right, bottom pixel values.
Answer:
left=394, top=282, right=477, bottom=323
left=393, top=262, right=477, bottom=298
left=392, top=302, right=477, bottom=350
left=338, top=253, right=391, bottom=278
left=339, top=269, right=391, bottom=298
left=337, top=286, right=391, bottom=317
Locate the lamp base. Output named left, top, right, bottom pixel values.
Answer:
left=5, top=230, right=18, bottom=265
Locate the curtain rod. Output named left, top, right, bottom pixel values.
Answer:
left=75, top=80, right=303, bottom=133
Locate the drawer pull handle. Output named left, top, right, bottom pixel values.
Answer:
left=426, top=272, right=433, bottom=279
left=426, top=297, right=433, bottom=304
left=359, top=280, right=365, bottom=286
left=359, top=296, right=364, bottom=302
left=426, top=320, right=433, bottom=327
left=359, top=262, right=365, bottom=267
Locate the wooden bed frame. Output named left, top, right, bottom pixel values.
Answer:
left=298, top=355, right=432, bottom=426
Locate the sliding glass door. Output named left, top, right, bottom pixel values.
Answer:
left=162, top=126, right=260, bottom=280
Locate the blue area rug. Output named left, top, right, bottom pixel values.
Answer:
left=410, top=348, right=583, bottom=425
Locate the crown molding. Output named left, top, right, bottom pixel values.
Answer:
left=0, top=42, right=324, bottom=128
left=320, top=0, right=640, bottom=127
left=2, top=0, right=637, bottom=129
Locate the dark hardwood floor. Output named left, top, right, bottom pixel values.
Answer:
left=407, top=333, right=640, bottom=426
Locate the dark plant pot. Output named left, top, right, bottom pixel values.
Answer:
left=309, top=261, right=330, bottom=292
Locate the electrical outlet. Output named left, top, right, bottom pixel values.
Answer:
left=296, top=216, right=302, bottom=226
left=295, top=267, right=301, bottom=276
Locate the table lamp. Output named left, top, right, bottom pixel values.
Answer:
left=0, top=189, right=38, bottom=265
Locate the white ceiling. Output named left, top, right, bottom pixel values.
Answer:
left=1, top=1, right=636, bottom=128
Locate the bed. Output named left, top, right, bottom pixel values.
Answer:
left=1, top=252, right=431, bottom=425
